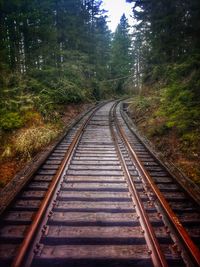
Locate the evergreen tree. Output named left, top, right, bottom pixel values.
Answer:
left=0, top=0, right=114, bottom=113
left=126, top=0, right=200, bottom=157
left=127, top=0, right=200, bottom=70
left=110, top=14, right=132, bottom=93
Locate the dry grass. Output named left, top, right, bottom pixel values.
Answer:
left=0, top=103, right=87, bottom=188
left=14, top=125, right=60, bottom=158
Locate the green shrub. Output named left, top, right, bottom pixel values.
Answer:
left=0, top=112, right=24, bottom=130
left=23, top=110, right=43, bottom=126
left=150, top=124, right=170, bottom=137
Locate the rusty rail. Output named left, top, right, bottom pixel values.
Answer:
left=113, top=102, right=200, bottom=267
left=109, top=102, right=168, bottom=267
left=3, top=100, right=198, bottom=267
left=12, top=103, right=104, bottom=267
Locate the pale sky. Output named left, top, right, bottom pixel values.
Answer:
left=102, top=0, right=134, bottom=32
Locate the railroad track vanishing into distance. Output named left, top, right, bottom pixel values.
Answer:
left=0, top=101, right=199, bottom=267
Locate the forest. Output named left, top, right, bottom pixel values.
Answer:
left=127, top=0, right=200, bottom=184
left=0, top=0, right=200, bottom=186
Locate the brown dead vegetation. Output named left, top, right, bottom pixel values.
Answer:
left=0, top=104, right=88, bottom=188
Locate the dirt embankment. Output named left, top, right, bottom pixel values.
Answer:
left=127, top=97, right=200, bottom=185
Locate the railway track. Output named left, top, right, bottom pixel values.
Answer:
left=0, top=101, right=199, bottom=267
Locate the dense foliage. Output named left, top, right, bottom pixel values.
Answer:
left=127, top=0, right=200, bottom=141
left=127, top=0, right=200, bottom=182
left=0, top=0, right=108, bottom=129
left=1, top=0, right=199, bottom=141
left=0, top=1, right=133, bottom=187
left=0, top=0, right=199, bottom=184
left=0, top=1, right=134, bottom=132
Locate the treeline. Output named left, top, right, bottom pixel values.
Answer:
left=0, top=0, right=133, bottom=131
left=129, top=0, right=200, bottom=84
left=128, top=0, right=200, bottom=138
left=0, top=0, right=110, bottom=126
left=128, top=0, right=200, bottom=154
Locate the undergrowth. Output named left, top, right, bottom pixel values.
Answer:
left=14, top=125, right=60, bottom=158
left=129, top=55, right=200, bottom=184
left=0, top=103, right=84, bottom=188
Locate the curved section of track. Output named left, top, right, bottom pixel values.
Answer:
left=0, top=100, right=199, bottom=267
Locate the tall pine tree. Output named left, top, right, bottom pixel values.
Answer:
left=110, top=14, right=132, bottom=93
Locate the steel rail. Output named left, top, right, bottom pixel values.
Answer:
left=11, top=102, right=105, bottom=267
left=120, top=104, right=200, bottom=205
left=0, top=103, right=98, bottom=217
left=114, top=102, right=200, bottom=266
left=109, top=102, right=168, bottom=267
